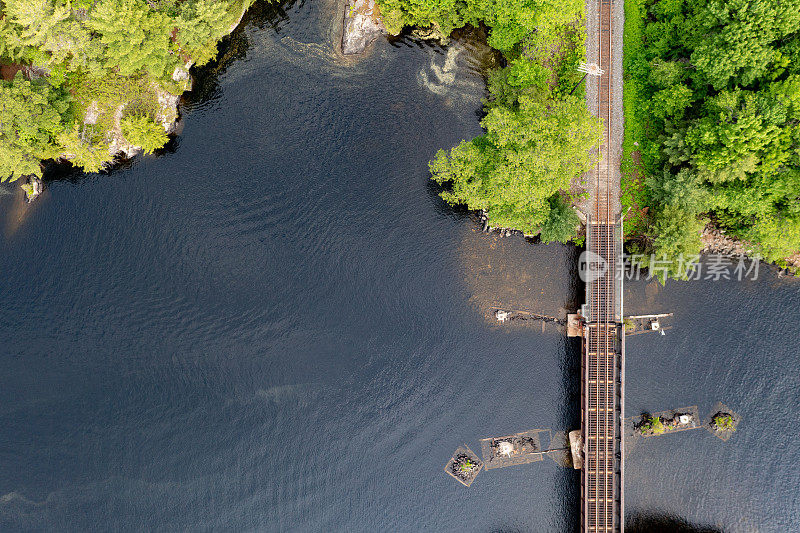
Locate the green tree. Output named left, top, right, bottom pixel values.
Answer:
left=87, top=0, right=176, bottom=78
left=0, top=0, right=251, bottom=179
left=431, top=93, right=600, bottom=235
left=2, top=0, right=101, bottom=71
left=539, top=197, right=580, bottom=244
left=121, top=114, right=168, bottom=154
left=379, top=0, right=601, bottom=243
left=176, top=0, right=233, bottom=66
left=57, top=124, right=114, bottom=173
left=645, top=168, right=706, bottom=213
left=687, top=0, right=800, bottom=89
left=685, top=91, right=789, bottom=183
left=742, top=211, right=800, bottom=263
left=647, top=59, right=686, bottom=89
left=0, top=73, right=71, bottom=181
left=648, top=205, right=704, bottom=281
left=376, top=0, right=583, bottom=51
left=649, top=84, right=693, bottom=121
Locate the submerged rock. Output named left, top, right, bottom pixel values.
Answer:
left=341, top=0, right=386, bottom=55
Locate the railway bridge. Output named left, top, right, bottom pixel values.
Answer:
left=579, top=0, right=624, bottom=530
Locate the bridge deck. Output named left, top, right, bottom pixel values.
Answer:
left=581, top=223, right=623, bottom=533
left=580, top=0, right=624, bottom=529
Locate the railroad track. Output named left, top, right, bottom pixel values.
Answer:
left=580, top=0, right=623, bottom=531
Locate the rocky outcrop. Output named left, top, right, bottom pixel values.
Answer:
left=71, top=71, right=185, bottom=164
left=700, top=223, right=754, bottom=256
left=22, top=177, right=43, bottom=202
left=12, top=3, right=251, bottom=198
left=155, top=81, right=182, bottom=135
left=342, top=0, right=387, bottom=55
left=108, top=103, right=141, bottom=159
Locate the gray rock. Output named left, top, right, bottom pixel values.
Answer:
left=342, top=0, right=387, bottom=55
left=23, top=177, right=43, bottom=202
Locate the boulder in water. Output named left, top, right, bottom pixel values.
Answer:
left=21, top=177, right=43, bottom=202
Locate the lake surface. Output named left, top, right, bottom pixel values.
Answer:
left=1, top=1, right=799, bottom=531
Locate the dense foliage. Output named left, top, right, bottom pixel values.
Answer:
left=0, top=0, right=252, bottom=181
left=121, top=113, right=168, bottom=155
left=623, top=0, right=800, bottom=272
left=0, top=72, right=72, bottom=180
left=378, top=0, right=600, bottom=240
left=378, top=0, right=583, bottom=51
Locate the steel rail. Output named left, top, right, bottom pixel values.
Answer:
left=584, top=0, right=616, bottom=530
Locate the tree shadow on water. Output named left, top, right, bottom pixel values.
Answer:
left=627, top=513, right=722, bottom=533
left=183, top=0, right=298, bottom=108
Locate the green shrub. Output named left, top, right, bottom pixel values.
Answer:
left=713, top=414, right=736, bottom=431
left=121, top=114, right=169, bottom=154
left=639, top=415, right=665, bottom=435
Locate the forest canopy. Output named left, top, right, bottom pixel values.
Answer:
left=623, top=0, right=800, bottom=273
left=0, top=0, right=252, bottom=181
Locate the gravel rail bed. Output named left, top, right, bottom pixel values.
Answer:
left=579, top=0, right=624, bottom=220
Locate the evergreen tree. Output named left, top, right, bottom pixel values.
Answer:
left=57, top=124, right=114, bottom=173
left=87, top=0, right=176, bottom=78
left=121, top=114, right=168, bottom=155
left=176, top=0, right=234, bottom=66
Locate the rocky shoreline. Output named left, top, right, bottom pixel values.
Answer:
left=701, top=222, right=800, bottom=274
left=700, top=222, right=754, bottom=257
left=11, top=2, right=253, bottom=202
left=19, top=0, right=378, bottom=204
left=476, top=208, right=799, bottom=275
left=101, top=0, right=250, bottom=160
left=478, top=210, right=539, bottom=239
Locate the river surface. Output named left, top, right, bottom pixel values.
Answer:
left=1, top=2, right=799, bottom=531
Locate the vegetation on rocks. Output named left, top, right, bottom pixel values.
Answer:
left=0, top=0, right=253, bottom=181
left=459, top=458, right=477, bottom=473
left=449, top=452, right=482, bottom=484
left=711, top=413, right=736, bottom=432
left=637, top=414, right=665, bottom=436
left=378, top=0, right=600, bottom=241
left=623, top=0, right=800, bottom=276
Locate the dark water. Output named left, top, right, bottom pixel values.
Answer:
left=1, top=1, right=798, bottom=531
left=624, top=272, right=800, bottom=532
